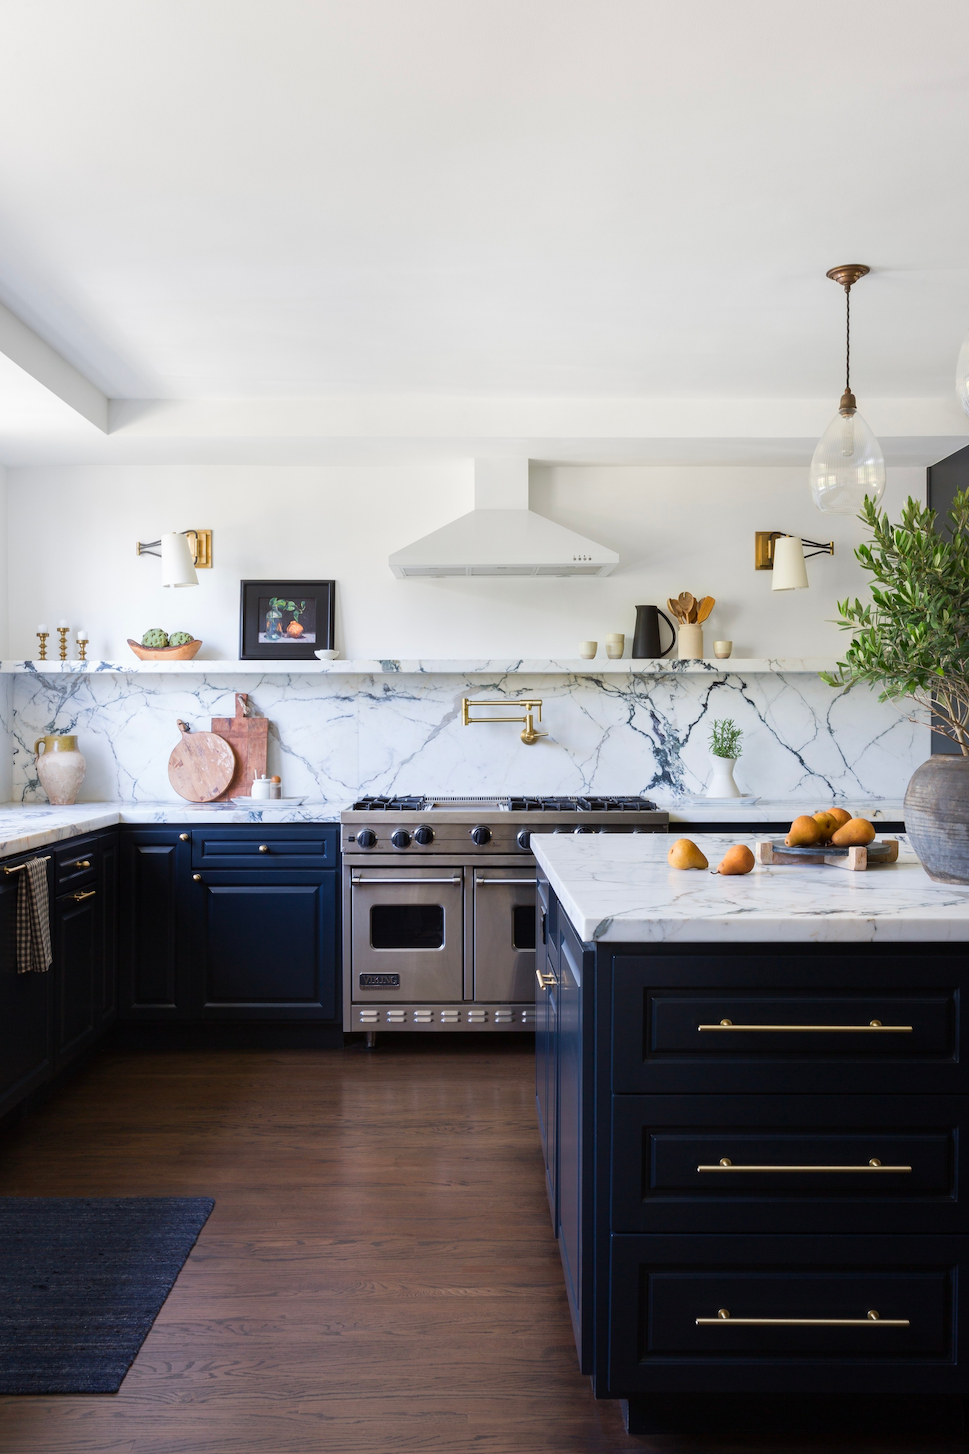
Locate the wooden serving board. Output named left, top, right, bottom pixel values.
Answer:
left=210, top=694, right=269, bottom=801
left=755, top=839, right=898, bottom=872
left=168, top=720, right=236, bottom=802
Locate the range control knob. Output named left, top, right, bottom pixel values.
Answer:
left=516, top=830, right=531, bottom=851
left=413, top=826, right=435, bottom=846
left=356, top=828, right=377, bottom=849
left=573, top=826, right=594, bottom=834
left=391, top=829, right=411, bottom=849
left=470, top=825, right=492, bottom=846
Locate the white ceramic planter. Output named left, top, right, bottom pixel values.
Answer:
left=707, top=755, right=741, bottom=798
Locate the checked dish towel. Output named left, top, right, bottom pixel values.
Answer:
left=17, top=858, right=51, bottom=974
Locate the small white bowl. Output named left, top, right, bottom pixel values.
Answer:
left=315, top=649, right=339, bottom=660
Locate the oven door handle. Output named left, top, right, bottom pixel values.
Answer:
left=477, top=877, right=538, bottom=886
left=350, top=875, right=463, bottom=886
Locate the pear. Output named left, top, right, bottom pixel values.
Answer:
left=717, top=844, right=755, bottom=876
left=821, top=807, right=852, bottom=829
left=830, top=817, right=876, bottom=847
left=785, top=815, right=825, bottom=847
left=812, top=811, right=840, bottom=842
left=668, top=838, right=708, bottom=870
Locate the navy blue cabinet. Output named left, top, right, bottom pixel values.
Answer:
left=0, top=854, right=52, bottom=1117
left=121, top=825, right=341, bottom=1025
left=52, top=884, right=100, bottom=1068
left=190, top=869, right=338, bottom=1019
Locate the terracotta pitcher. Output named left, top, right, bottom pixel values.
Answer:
left=34, top=734, right=86, bottom=805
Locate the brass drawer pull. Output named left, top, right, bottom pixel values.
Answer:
left=535, top=967, right=557, bottom=989
left=698, top=1157, right=912, bottom=1173
left=4, top=855, right=51, bottom=875
left=698, top=1308, right=909, bottom=1327
left=72, top=889, right=96, bottom=902
left=72, top=859, right=91, bottom=869
left=698, top=1018, right=913, bottom=1033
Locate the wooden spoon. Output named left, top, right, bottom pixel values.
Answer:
left=675, top=592, right=695, bottom=621
left=667, top=596, right=686, bottom=623
left=696, top=595, right=715, bottom=624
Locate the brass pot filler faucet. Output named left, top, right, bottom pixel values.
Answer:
left=461, top=697, right=546, bottom=745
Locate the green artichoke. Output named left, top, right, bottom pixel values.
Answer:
left=168, top=631, right=194, bottom=647
left=141, top=628, right=169, bottom=648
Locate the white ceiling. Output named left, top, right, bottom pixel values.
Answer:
left=0, top=0, right=968, bottom=462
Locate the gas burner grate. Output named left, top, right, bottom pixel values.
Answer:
left=506, top=795, right=658, bottom=812
left=351, top=796, right=425, bottom=811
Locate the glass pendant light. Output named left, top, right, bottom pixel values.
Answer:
left=809, top=264, right=886, bottom=514
left=956, top=323, right=969, bottom=417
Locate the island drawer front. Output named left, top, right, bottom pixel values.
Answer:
left=611, top=1095, right=965, bottom=1234
left=611, top=953, right=961, bottom=1093
left=607, top=1234, right=965, bottom=1396
left=192, top=827, right=339, bottom=870
left=53, top=836, right=99, bottom=891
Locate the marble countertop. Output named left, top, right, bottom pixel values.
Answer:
left=532, top=831, right=969, bottom=944
left=0, top=801, right=345, bottom=858
left=664, top=799, right=904, bottom=823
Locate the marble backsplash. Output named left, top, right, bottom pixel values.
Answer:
left=7, top=667, right=927, bottom=806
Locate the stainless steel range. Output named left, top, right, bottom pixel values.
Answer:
left=341, top=795, right=669, bottom=1037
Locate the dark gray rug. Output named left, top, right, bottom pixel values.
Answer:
left=0, top=1196, right=214, bottom=1393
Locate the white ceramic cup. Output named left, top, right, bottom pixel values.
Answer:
left=605, top=633, right=624, bottom=643
left=579, top=641, right=597, bottom=658
left=714, top=640, right=733, bottom=659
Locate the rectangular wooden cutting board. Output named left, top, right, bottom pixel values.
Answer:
left=210, top=694, right=269, bottom=800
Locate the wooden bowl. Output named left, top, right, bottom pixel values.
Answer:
left=127, top=638, right=203, bottom=661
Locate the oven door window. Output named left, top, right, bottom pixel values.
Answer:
left=370, top=903, right=445, bottom=951
left=512, top=904, right=536, bottom=951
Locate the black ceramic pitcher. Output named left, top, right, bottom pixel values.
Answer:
left=631, top=604, right=676, bottom=659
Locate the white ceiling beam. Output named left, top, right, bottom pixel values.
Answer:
left=0, top=301, right=107, bottom=432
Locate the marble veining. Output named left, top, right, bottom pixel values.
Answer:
left=9, top=667, right=927, bottom=807
left=533, top=832, right=969, bottom=944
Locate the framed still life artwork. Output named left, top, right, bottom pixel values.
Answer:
left=239, top=580, right=335, bottom=660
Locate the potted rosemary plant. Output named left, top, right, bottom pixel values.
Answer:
left=708, top=718, right=743, bottom=799
left=821, top=488, right=969, bottom=883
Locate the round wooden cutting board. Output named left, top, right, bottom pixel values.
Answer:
left=167, top=719, right=236, bottom=802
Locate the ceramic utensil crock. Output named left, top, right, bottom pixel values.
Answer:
left=677, top=624, right=704, bottom=659
left=34, top=734, right=86, bottom=805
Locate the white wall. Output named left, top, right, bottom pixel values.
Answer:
left=5, top=462, right=924, bottom=661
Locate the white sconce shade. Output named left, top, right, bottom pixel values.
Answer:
left=160, top=532, right=198, bottom=587
left=771, top=535, right=810, bottom=591
left=957, top=324, right=969, bottom=418
left=809, top=408, right=886, bottom=515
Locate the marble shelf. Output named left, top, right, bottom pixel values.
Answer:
left=0, top=657, right=839, bottom=676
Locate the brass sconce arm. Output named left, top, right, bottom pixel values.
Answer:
left=462, top=697, right=547, bottom=745
left=754, top=531, right=834, bottom=570
left=136, top=529, right=213, bottom=567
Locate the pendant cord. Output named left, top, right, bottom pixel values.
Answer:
left=845, top=285, right=851, bottom=393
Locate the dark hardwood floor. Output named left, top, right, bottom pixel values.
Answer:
left=0, top=1037, right=965, bottom=1454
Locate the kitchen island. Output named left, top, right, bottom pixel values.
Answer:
left=531, top=830, right=969, bottom=1435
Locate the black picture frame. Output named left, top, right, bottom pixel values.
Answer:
left=239, top=580, right=335, bottom=660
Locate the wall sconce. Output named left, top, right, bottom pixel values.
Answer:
left=136, top=530, right=212, bottom=588
left=462, top=697, right=547, bottom=745
left=754, top=531, right=834, bottom=591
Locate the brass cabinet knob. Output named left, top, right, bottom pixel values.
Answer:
left=179, top=833, right=190, bottom=842
left=193, top=873, right=202, bottom=882
left=259, top=844, right=269, bottom=853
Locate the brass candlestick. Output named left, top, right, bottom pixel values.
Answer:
left=57, top=627, right=69, bottom=661
left=36, top=632, right=49, bottom=661
left=76, top=637, right=88, bottom=661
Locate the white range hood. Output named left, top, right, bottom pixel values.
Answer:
left=388, top=459, right=618, bottom=578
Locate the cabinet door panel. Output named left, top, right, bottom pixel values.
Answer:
left=0, top=868, right=51, bottom=1112
left=608, top=1235, right=968, bottom=1397
left=194, top=871, right=338, bottom=1019
left=120, top=832, right=191, bottom=1016
left=612, top=1095, right=966, bottom=1234
left=53, top=890, right=99, bottom=1067
left=99, top=831, right=119, bottom=1026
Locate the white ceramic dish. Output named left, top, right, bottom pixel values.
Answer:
left=314, top=649, right=339, bottom=660
left=230, top=795, right=307, bottom=807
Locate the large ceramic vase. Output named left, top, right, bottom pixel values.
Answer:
left=904, top=756, right=969, bottom=884
left=34, top=734, right=86, bottom=806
